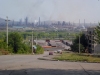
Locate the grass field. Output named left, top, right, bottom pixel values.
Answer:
left=54, top=53, right=100, bottom=63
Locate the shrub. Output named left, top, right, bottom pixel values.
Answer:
left=0, top=50, right=9, bottom=55
left=35, top=45, right=44, bottom=54
left=71, top=43, right=85, bottom=53
left=0, top=41, right=7, bottom=50
left=16, top=43, right=31, bottom=54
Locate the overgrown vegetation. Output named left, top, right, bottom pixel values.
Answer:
left=35, top=45, right=44, bottom=54
left=0, top=32, right=45, bottom=55
left=71, top=43, right=85, bottom=53
left=95, top=23, right=100, bottom=44
left=71, top=33, right=88, bottom=53
left=19, top=30, right=77, bottom=40
left=0, top=31, right=78, bottom=55
left=7, top=32, right=31, bottom=54
left=54, top=53, right=100, bottom=63
left=0, top=40, right=8, bottom=55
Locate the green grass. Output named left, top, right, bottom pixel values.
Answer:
left=54, top=53, right=100, bottom=63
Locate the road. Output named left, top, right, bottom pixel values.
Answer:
left=0, top=51, right=100, bottom=75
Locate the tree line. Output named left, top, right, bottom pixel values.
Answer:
left=0, top=32, right=44, bottom=54
left=71, top=23, right=100, bottom=53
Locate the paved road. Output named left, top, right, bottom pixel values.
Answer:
left=0, top=51, right=100, bottom=75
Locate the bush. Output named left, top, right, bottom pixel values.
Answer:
left=71, top=43, right=85, bottom=53
left=35, top=45, right=44, bottom=54
left=54, top=53, right=100, bottom=63
left=16, top=43, right=31, bottom=54
left=17, top=47, right=25, bottom=54
left=71, top=33, right=88, bottom=53
left=0, top=41, right=7, bottom=50
left=1, top=50, right=9, bottom=55
left=8, top=32, right=31, bottom=54
left=8, top=45, right=13, bottom=53
left=0, top=48, right=9, bottom=55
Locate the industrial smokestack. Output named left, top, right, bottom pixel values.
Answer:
left=39, top=17, right=40, bottom=26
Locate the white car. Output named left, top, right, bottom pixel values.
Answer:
left=54, top=51, right=57, bottom=53
left=57, top=50, right=62, bottom=53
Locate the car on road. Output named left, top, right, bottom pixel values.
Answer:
left=57, top=50, right=62, bottom=54
left=54, top=51, right=57, bottom=53
left=49, top=51, right=53, bottom=55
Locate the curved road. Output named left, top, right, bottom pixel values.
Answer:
left=0, top=51, right=100, bottom=75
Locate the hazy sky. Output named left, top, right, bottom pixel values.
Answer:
left=0, top=0, right=100, bottom=23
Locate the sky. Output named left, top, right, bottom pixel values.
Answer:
left=0, top=0, right=100, bottom=23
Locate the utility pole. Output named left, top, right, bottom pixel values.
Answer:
left=5, top=16, right=10, bottom=49
left=79, top=34, right=80, bottom=54
left=32, top=28, right=33, bottom=54
left=35, top=20, right=38, bottom=45
left=36, top=35, right=37, bottom=45
left=79, top=19, right=80, bottom=54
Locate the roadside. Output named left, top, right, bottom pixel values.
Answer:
left=38, top=51, right=59, bottom=61
left=0, top=51, right=100, bottom=75
left=39, top=51, right=100, bottom=63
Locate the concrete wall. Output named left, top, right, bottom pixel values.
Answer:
left=94, top=44, right=100, bottom=55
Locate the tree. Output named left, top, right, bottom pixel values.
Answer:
left=8, top=32, right=23, bottom=53
left=8, top=32, right=31, bottom=54
left=95, top=23, right=100, bottom=44
left=71, top=43, right=85, bottom=53
left=80, top=34, right=88, bottom=49
left=74, top=33, right=88, bottom=48
left=71, top=33, right=88, bottom=53
left=2, top=32, right=31, bottom=53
